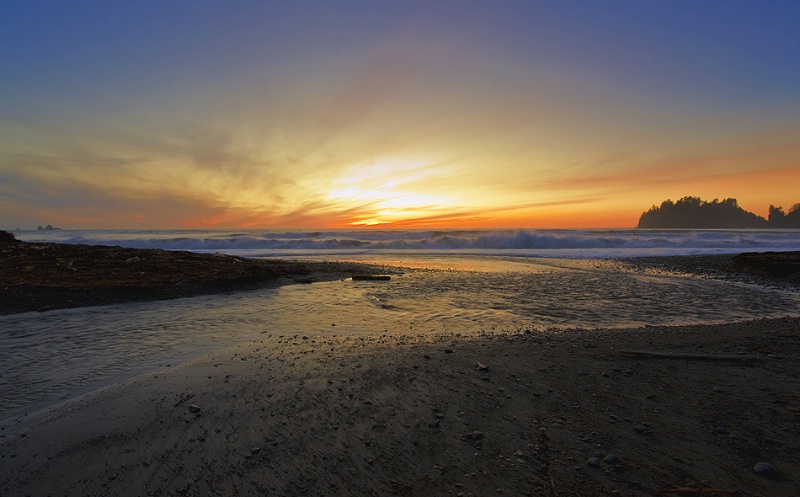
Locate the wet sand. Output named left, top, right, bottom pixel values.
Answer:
left=1, top=237, right=799, bottom=496
left=1, top=318, right=798, bottom=496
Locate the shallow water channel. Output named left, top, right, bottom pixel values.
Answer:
left=1, top=256, right=797, bottom=425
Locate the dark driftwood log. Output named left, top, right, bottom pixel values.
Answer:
left=656, top=487, right=739, bottom=495
left=351, top=274, right=391, bottom=281
left=619, top=350, right=759, bottom=361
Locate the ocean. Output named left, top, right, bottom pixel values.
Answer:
left=13, top=227, right=800, bottom=258
left=2, top=228, right=799, bottom=422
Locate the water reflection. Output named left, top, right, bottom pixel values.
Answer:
left=1, top=257, right=797, bottom=423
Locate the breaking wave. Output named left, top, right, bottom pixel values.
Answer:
left=15, top=228, right=800, bottom=259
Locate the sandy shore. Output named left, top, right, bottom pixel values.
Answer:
left=2, top=237, right=799, bottom=495
left=1, top=317, right=798, bottom=497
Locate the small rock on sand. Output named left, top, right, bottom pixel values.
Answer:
left=753, top=462, right=776, bottom=477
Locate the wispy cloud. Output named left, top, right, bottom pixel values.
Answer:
left=2, top=2, right=800, bottom=229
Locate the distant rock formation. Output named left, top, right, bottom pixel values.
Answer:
left=0, top=230, right=19, bottom=243
left=37, top=224, right=62, bottom=230
left=768, top=204, right=800, bottom=228
left=638, top=197, right=800, bottom=229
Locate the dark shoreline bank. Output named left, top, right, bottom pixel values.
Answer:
left=620, top=252, right=800, bottom=290
left=0, top=239, right=397, bottom=315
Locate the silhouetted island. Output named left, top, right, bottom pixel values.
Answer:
left=637, top=197, right=800, bottom=229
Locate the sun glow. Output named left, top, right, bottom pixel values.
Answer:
left=349, top=218, right=391, bottom=226
left=326, top=159, right=461, bottom=226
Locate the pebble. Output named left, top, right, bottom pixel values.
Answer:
left=714, top=426, right=729, bottom=435
left=633, top=424, right=647, bottom=434
left=587, top=457, right=600, bottom=468
left=603, top=454, right=620, bottom=464
left=466, top=430, right=484, bottom=440
left=753, top=462, right=776, bottom=477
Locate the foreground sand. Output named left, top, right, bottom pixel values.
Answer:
left=2, top=317, right=798, bottom=496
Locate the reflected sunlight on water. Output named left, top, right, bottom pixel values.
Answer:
left=1, top=256, right=797, bottom=423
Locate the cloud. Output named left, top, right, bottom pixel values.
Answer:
left=3, top=6, right=799, bottom=233
left=505, top=128, right=800, bottom=198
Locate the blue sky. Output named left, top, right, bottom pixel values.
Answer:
left=2, top=1, right=799, bottom=228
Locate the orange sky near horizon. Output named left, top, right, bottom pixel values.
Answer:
left=2, top=2, right=799, bottom=230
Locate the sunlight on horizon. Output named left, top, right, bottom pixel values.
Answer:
left=325, top=159, right=469, bottom=226
left=2, top=2, right=799, bottom=230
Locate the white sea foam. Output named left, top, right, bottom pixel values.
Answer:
left=14, top=228, right=800, bottom=258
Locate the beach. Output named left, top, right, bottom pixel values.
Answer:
left=1, top=237, right=799, bottom=496
left=1, top=318, right=798, bottom=497
left=6, top=0, right=800, bottom=493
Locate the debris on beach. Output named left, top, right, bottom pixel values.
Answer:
left=619, top=350, right=759, bottom=361
left=753, top=462, right=776, bottom=477
left=173, top=391, right=195, bottom=407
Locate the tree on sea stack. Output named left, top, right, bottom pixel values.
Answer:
left=769, top=204, right=800, bottom=228
left=637, top=197, right=769, bottom=229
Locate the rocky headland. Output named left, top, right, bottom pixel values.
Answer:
left=0, top=230, right=395, bottom=315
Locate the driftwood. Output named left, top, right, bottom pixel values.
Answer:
left=173, top=391, right=195, bottom=407
left=657, top=487, right=738, bottom=495
left=619, top=350, right=758, bottom=361
left=351, top=274, right=391, bottom=281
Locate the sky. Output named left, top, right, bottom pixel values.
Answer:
left=2, top=1, right=799, bottom=230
